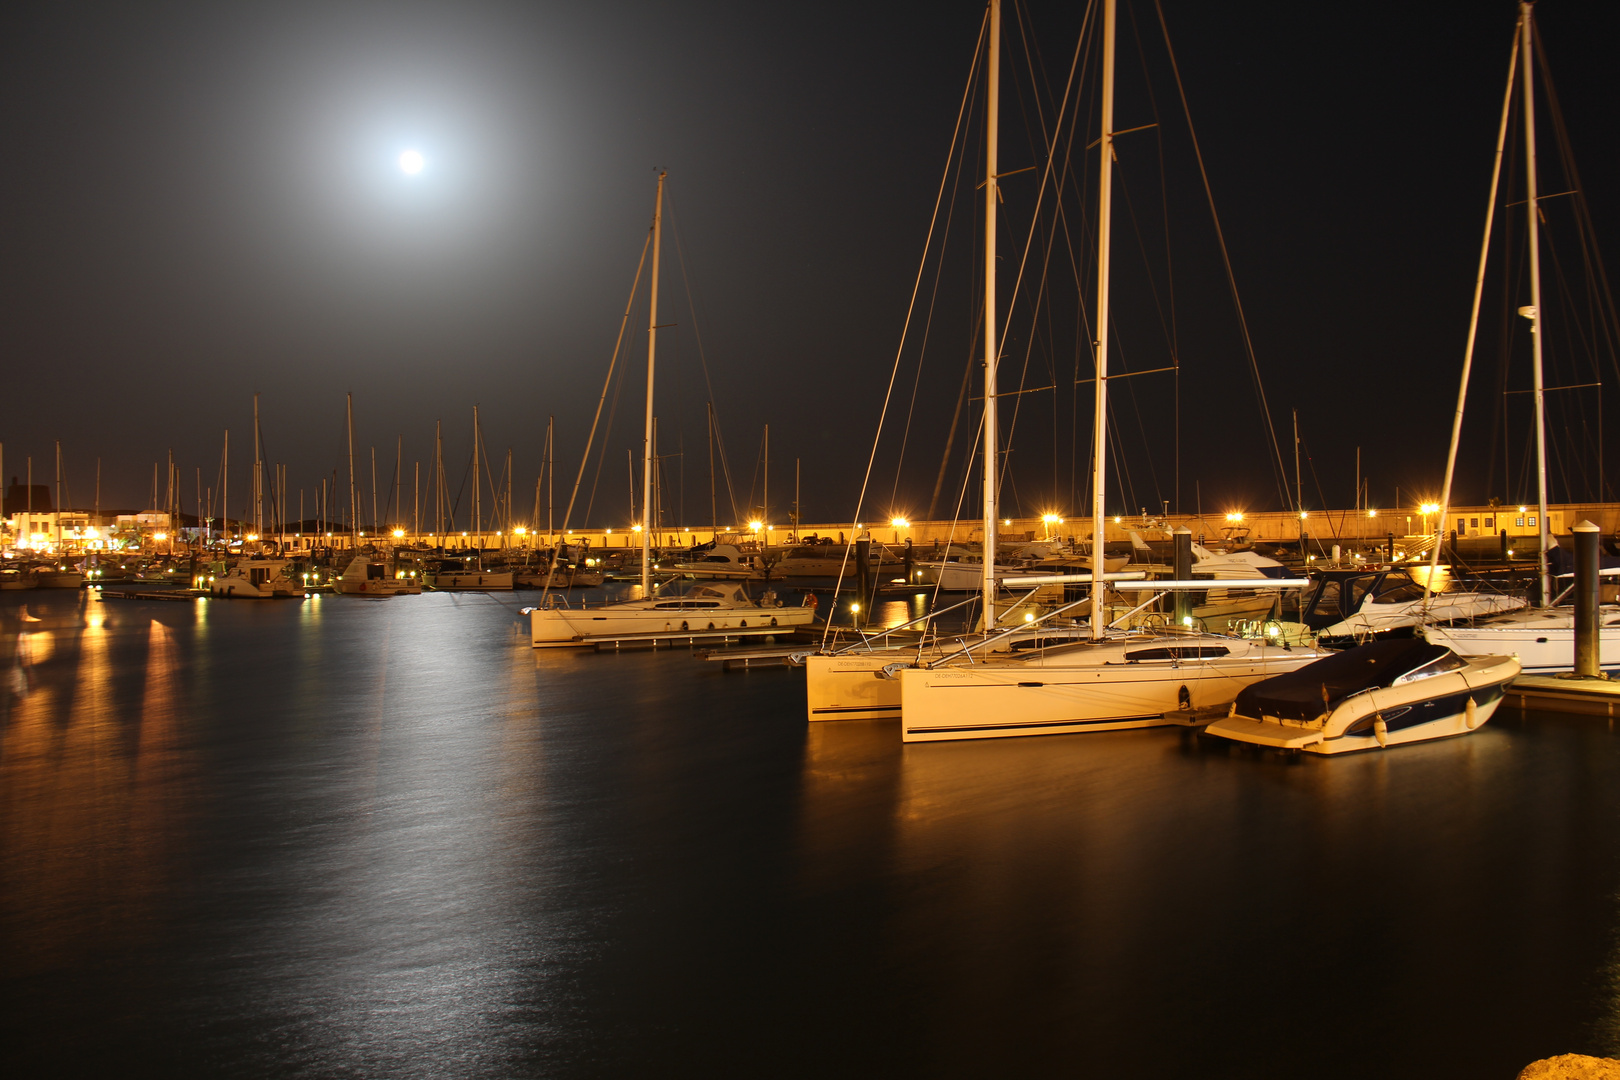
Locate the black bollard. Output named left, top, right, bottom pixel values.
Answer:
left=1172, top=526, right=1193, bottom=628
left=1386, top=532, right=1395, bottom=563
left=903, top=538, right=913, bottom=589
left=1500, top=529, right=1509, bottom=561
left=1449, top=529, right=1459, bottom=563
left=1574, top=520, right=1600, bottom=677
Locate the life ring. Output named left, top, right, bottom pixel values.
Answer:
left=803, top=593, right=819, bottom=611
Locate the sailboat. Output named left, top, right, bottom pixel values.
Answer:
left=1420, top=2, right=1619, bottom=675
left=894, top=0, right=1324, bottom=742
left=529, top=173, right=816, bottom=647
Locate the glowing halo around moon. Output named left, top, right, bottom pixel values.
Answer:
left=398, top=149, right=425, bottom=175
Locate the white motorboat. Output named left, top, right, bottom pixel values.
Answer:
left=334, top=555, right=421, bottom=596
left=209, top=558, right=304, bottom=599
left=1314, top=571, right=1526, bottom=645
left=0, top=567, right=39, bottom=591
left=423, top=555, right=514, bottom=591
left=1203, top=639, right=1519, bottom=754
left=32, top=565, right=86, bottom=589
left=898, top=633, right=1329, bottom=742
left=667, top=543, right=762, bottom=581
left=530, top=581, right=815, bottom=647
left=913, top=551, right=1039, bottom=591
left=776, top=543, right=904, bottom=579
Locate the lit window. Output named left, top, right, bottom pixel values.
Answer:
left=1516, top=517, right=1524, bottom=528
left=1528, top=516, right=1537, bottom=527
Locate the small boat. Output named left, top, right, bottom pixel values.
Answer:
left=775, top=543, right=904, bottom=579
left=913, top=547, right=1039, bottom=591
left=422, top=555, right=514, bottom=591
left=208, top=558, right=305, bottom=599
left=0, top=567, right=39, bottom=591
left=1202, top=638, right=1519, bottom=754
left=667, top=543, right=763, bottom=581
left=530, top=580, right=815, bottom=647
left=334, top=555, right=421, bottom=596
left=32, top=564, right=86, bottom=588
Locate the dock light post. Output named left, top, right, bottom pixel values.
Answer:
left=1041, top=513, right=1061, bottom=540
left=892, top=517, right=909, bottom=543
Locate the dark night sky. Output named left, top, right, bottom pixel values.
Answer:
left=2, top=1, right=1616, bottom=527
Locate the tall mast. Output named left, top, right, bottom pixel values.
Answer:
left=434, top=420, right=443, bottom=537
left=222, top=429, right=229, bottom=540
left=472, top=405, right=482, bottom=544
left=981, top=0, right=1001, bottom=629
left=1521, top=2, right=1552, bottom=606
left=642, top=171, right=666, bottom=595
left=763, top=423, right=769, bottom=524
left=253, top=392, right=263, bottom=540
left=345, top=393, right=359, bottom=546
left=370, top=446, right=378, bottom=537
left=546, top=415, right=555, bottom=537
left=1292, top=409, right=1301, bottom=516
left=708, top=403, right=718, bottom=535
left=394, top=436, right=402, bottom=533
left=1089, top=0, right=1117, bottom=639
left=1428, top=18, right=1520, bottom=605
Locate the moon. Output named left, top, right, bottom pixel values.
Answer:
left=398, top=150, right=425, bottom=175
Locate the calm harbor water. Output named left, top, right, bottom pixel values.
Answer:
left=2, top=588, right=1618, bottom=1077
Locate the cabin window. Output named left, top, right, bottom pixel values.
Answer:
left=1125, top=646, right=1231, bottom=661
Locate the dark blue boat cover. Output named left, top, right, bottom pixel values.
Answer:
left=1233, top=639, right=1452, bottom=722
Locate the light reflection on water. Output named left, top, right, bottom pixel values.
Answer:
left=1, top=589, right=1619, bottom=1077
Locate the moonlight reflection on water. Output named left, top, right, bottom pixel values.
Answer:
left=0, top=589, right=1617, bottom=1077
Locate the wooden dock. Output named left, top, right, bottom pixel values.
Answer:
left=1506, top=673, right=1620, bottom=716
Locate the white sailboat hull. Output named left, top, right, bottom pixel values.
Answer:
left=532, top=601, right=814, bottom=646
left=428, top=571, right=514, bottom=591
left=1424, top=611, right=1620, bottom=674
left=898, top=638, right=1326, bottom=742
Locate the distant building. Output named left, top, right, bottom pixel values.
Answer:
left=3, top=478, right=53, bottom=515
